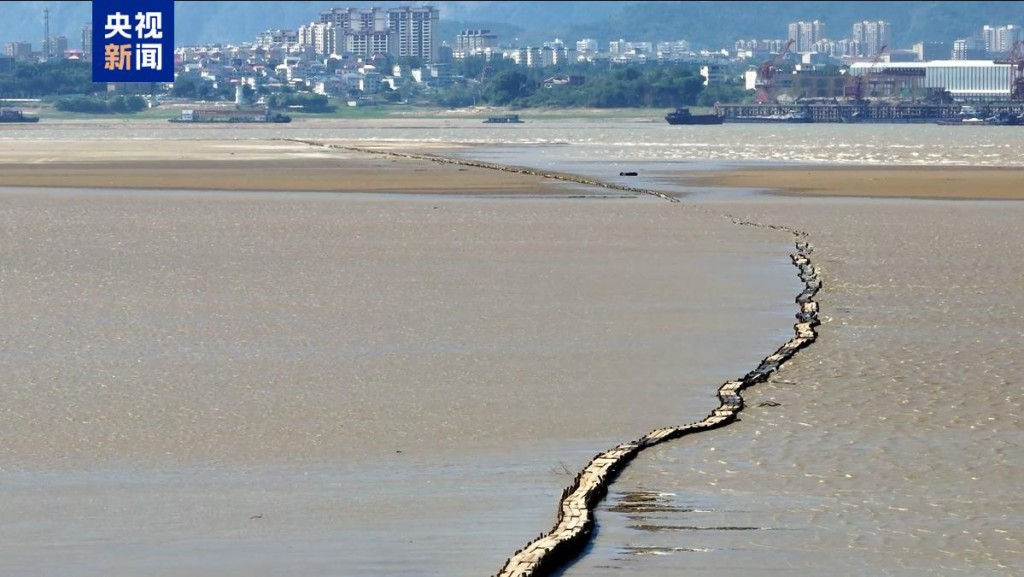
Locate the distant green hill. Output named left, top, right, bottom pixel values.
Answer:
left=1, top=1, right=1019, bottom=52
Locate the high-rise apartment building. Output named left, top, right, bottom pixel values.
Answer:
left=81, top=24, right=92, bottom=62
left=852, top=21, right=891, bottom=57
left=788, top=20, right=826, bottom=53
left=981, top=25, right=1023, bottom=56
left=952, top=37, right=987, bottom=60
left=315, top=6, right=438, bottom=62
left=389, top=6, right=439, bottom=62
left=298, top=22, right=337, bottom=56
left=319, top=7, right=389, bottom=58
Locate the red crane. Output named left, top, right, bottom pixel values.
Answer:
left=993, top=40, right=1024, bottom=101
left=845, top=45, right=887, bottom=102
left=754, top=38, right=795, bottom=104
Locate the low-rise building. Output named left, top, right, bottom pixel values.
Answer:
left=700, top=63, right=729, bottom=86
left=3, top=41, right=33, bottom=60
left=455, top=29, right=497, bottom=59
left=543, top=75, right=584, bottom=88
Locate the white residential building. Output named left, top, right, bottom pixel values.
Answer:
left=700, top=63, right=729, bottom=86
left=852, top=21, right=891, bottom=57
left=788, top=21, right=826, bottom=53
left=576, top=38, right=598, bottom=53
left=981, top=24, right=1023, bottom=56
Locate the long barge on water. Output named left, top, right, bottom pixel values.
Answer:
left=169, top=107, right=291, bottom=123
left=0, top=108, right=40, bottom=123
left=714, top=102, right=1024, bottom=124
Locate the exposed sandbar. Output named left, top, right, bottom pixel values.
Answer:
left=680, top=165, right=1024, bottom=200
left=6, top=139, right=1024, bottom=200
left=0, top=138, right=572, bottom=194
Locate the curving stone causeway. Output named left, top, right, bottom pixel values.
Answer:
left=281, top=138, right=821, bottom=577
left=274, top=138, right=681, bottom=203
left=491, top=242, right=820, bottom=577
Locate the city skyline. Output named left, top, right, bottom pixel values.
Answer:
left=2, top=2, right=1023, bottom=56
left=5, top=7, right=1022, bottom=66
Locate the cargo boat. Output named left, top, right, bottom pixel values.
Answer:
left=664, top=107, right=724, bottom=125
left=0, top=108, right=40, bottom=123
left=935, top=112, right=1024, bottom=126
left=483, top=114, right=523, bottom=123
left=169, top=107, right=291, bottom=123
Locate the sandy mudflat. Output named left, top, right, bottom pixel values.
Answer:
left=0, top=139, right=575, bottom=194
left=680, top=165, right=1024, bottom=200
left=4, top=138, right=1024, bottom=200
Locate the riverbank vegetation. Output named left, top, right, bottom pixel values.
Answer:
left=1, top=57, right=753, bottom=117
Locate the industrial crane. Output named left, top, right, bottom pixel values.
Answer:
left=993, top=40, right=1024, bottom=101
left=845, top=45, right=887, bottom=103
left=754, top=38, right=795, bottom=104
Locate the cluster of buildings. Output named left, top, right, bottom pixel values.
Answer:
left=735, top=20, right=892, bottom=59
left=2, top=5, right=1023, bottom=104
left=742, top=21, right=1024, bottom=102
left=1, top=9, right=87, bottom=65
left=173, top=42, right=405, bottom=100
left=2, top=32, right=87, bottom=68
left=181, top=6, right=476, bottom=100
left=737, top=21, right=1023, bottom=63
left=169, top=5, right=707, bottom=100
left=300, top=7, right=439, bottom=63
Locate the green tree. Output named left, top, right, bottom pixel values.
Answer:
left=195, top=83, right=215, bottom=101
left=697, top=82, right=752, bottom=106
left=396, top=56, right=423, bottom=70
left=52, top=94, right=146, bottom=114
left=434, top=85, right=477, bottom=108
left=171, top=77, right=198, bottom=98
left=481, top=70, right=531, bottom=106
left=0, top=60, right=103, bottom=98
left=267, top=92, right=334, bottom=112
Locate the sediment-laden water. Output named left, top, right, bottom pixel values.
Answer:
left=2, top=118, right=1021, bottom=577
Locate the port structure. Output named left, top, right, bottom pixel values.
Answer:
left=754, top=38, right=795, bottom=104
left=993, top=40, right=1024, bottom=101
left=844, top=45, right=888, bottom=103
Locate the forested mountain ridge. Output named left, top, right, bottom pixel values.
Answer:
left=1, top=1, right=1019, bottom=51
left=563, top=1, right=1024, bottom=50
left=0, top=1, right=625, bottom=47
